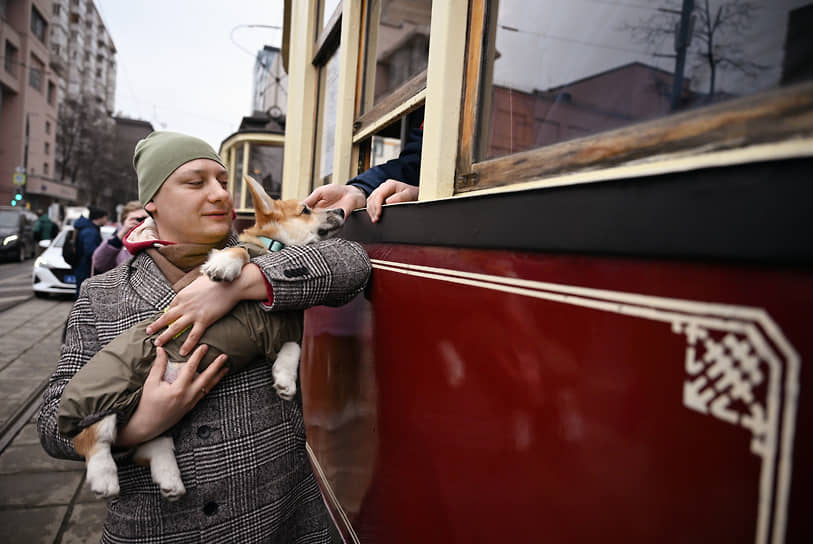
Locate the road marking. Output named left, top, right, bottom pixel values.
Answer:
left=0, top=295, right=31, bottom=304
left=0, top=272, right=31, bottom=285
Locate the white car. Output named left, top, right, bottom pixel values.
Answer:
left=32, top=225, right=116, bottom=297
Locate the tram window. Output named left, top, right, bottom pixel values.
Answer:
left=320, top=0, right=341, bottom=32
left=353, top=108, right=423, bottom=181
left=313, top=50, right=341, bottom=189
left=457, top=0, right=813, bottom=191
left=248, top=144, right=284, bottom=201
left=233, top=145, right=244, bottom=210
left=359, top=0, right=431, bottom=115
left=371, top=135, right=401, bottom=168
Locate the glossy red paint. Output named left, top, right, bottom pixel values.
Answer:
left=301, top=243, right=812, bottom=543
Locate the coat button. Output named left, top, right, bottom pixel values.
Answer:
left=203, top=501, right=218, bottom=516
left=283, top=266, right=309, bottom=278
left=197, top=425, right=211, bottom=439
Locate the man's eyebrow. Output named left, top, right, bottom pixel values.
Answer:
left=180, top=168, right=228, bottom=177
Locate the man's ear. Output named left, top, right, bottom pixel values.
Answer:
left=145, top=202, right=157, bottom=213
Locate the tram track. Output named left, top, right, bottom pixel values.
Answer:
left=0, top=376, right=49, bottom=455
left=0, top=294, right=73, bottom=455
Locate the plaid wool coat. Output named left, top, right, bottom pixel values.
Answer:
left=38, top=235, right=371, bottom=543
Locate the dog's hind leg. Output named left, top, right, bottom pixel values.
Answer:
left=134, top=436, right=186, bottom=501
left=272, top=341, right=301, bottom=400
left=74, top=414, right=120, bottom=498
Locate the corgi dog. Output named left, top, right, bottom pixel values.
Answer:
left=71, top=175, right=345, bottom=500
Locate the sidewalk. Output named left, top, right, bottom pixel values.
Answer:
left=0, top=297, right=106, bottom=543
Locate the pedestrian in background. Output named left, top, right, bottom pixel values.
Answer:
left=32, top=209, right=59, bottom=253
left=72, top=207, right=108, bottom=297
left=91, top=201, right=146, bottom=275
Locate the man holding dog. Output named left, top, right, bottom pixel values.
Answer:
left=38, top=131, right=370, bottom=543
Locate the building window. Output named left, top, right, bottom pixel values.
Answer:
left=53, top=4, right=61, bottom=16
left=96, top=67, right=102, bottom=78
left=46, top=120, right=51, bottom=134
left=29, top=56, right=44, bottom=92
left=4, top=41, right=18, bottom=78
left=47, top=80, right=56, bottom=104
left=31, top=6, right=48, bottom=43
left=70, top=12, right=79, bottom=24
left=45, top=142, right=50, bottom=155
left=52, top=44, right=61, bottom=55
left=43, top=163, right=49, bottom=176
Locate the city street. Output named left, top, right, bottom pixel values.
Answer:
left=0, top=259, right=106, bottom=543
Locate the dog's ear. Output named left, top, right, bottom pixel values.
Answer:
left=244, top=175, right=276, bottom=216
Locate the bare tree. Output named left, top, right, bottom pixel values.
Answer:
left=56, top=96, right=119, bottom=209
left=627, top=0, right=767, bottom=98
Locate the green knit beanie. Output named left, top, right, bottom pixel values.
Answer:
left=133, top=131, right=226, bottom=206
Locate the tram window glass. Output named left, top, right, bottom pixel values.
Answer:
left=476, top=0, right=812, bottom=162
left=233, top=145, right=244, bottom=209
left=248, top=144, right=284, bottom=201
left=321, top=0, right=341, bottom=31
left=360, top=0, right=431, bottom=114
left=313, top=50, right=340, bottom=189
left=371, top=135, right=401, bottom=167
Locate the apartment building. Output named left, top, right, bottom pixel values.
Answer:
left=0, top=0, right=65, bottom=211
left=50, top=0, right=116, bottom=112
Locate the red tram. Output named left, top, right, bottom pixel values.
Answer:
left=220, top=1, right=813, bottom=542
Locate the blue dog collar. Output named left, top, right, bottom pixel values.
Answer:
left=257, top=236, right=285, bottom=252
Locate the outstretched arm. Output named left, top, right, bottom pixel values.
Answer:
left=148, top=238, right=371, bottom=355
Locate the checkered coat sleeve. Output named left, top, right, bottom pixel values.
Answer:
left=37, top=236, right=369, bottom=543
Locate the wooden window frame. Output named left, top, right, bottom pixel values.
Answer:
left=313, top=1, right=342, bottom=65
left=456, top=0, right=813, bottom=194
left=307, top=1, right=344, bottom=193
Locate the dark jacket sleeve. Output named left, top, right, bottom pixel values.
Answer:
left=348, top=126, right=423, bottom=196
left=250, top=238, right=371, bottom=312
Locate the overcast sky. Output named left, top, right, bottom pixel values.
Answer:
left=95, top=0, right=285, bottom=151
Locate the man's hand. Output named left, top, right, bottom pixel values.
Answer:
left=146, top=264, right=268, bottom=355
left=115, top=345, right=229, bottom=447
left=366, top=180, right=419, bottom=223
left=303, top=184, right=366, bottom=218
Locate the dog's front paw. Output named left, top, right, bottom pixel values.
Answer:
left=86, top=453, right=120, bottom=499
left=201, top=250, right=243, bottom=282
left=273, top=364, right=297, bottom=400
left=273, top=377, right=297, bottom=401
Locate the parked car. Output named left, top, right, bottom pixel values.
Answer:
left=0, top=206, right=37, bottom=262
left=32, top=225, right=116, bottom=297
